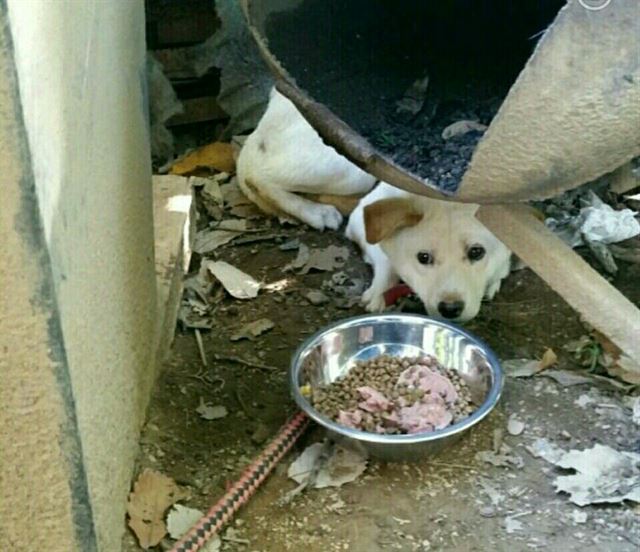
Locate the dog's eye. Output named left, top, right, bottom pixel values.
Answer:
left=416, top=251, right=434, bottom=265
left=467, top=245, right=486, bottom=262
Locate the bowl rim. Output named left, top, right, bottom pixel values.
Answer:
left=289, top=313, right=504, bottom=444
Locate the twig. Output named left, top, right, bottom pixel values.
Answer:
left=207, top=223, right=266, bottom=234
left=427, top=461, right=477, bottom=470
left=194, top=329, right=208, bottom=367
left=211, top=353, right=277, bottom=371
left=235, top=387, right=251, bottom=415
left=222, top=536, right=251, bottom=545
left=233, top=233, right=288, bottom=246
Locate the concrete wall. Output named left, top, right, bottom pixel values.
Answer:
left=0, top=9, right=95, bottom=548
left=3, top=2, right=157, bottom=550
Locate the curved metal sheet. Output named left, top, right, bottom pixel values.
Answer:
left=458, top=0, right=640, bottom=202
left=243, top=0, right=640, bottom=203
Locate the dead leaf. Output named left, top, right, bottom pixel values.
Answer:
left=230, top=318, right=274, bottom=341
left=229, top=203, right=263, bottom=219
left=167, top=504, right=203, bottom=539
left=530, top=440, right=640, bottom=506
left=396, top=74, right=430, bottom=116
left=127, top=469, right=188, bottom=549
left=476, top=443, right=524, bottom=469
left=504, top=516, right=524, bottom=534
left=205, top=260, right=260, bottom=299
left=542, top=369, right=592, bottom=386
left=167, top=504, right=221, bottom=551
left=526, top=438, right=565, bottom=464
left=171, top=142, right=236, bottom=175
left=284, top=244, right=349, bottom=274
left=220, top=179, right=251, bottom=208
left=193, top=176, right=224, bottom=220
left=539, top=348, right=558, bottom=369
left=193, top=219, right=247, bottom=254
left=196, top=397, right=228, bottom=420
left=288, top=442, right=368, bottom=490
left=442, top=120, right=487, bottom=140
left=503, top=348, right=557, bottom=378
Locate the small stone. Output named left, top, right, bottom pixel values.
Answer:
left=304, top=290, right=329, bottom=306
left=571, top=510, right=588, bottom=524
left=507, top=414, right=525, bottom=436
left=480, top=506, right=496, bottom=518
left=251, top=423, right=271, bottom=444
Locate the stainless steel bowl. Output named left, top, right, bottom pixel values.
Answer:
left=290, top=313, right=503, bottom=461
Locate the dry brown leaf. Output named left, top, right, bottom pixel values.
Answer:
left=230, top=318, right=274, bottom=341
left=170, top=142, right=236, bottom=175
left=539, top=348, right=558, bottom=371
left=127, top=469, right=189, bottom=549
left=284, top=244, right=349, bottom=274
left=504, top=347, right=558, bottom=378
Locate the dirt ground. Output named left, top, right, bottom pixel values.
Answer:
left=123, top=214, right=639, bottom=552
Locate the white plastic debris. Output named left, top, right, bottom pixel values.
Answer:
left=205, top=261, right=260, bottom=299
left=546, top=191, right=640, bottom=247
left=580, top=197, right=640, bottom=244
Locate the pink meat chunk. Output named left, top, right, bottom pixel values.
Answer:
left=397, top=400, right=453, bottom=433
left=337, top=409, right=363, bottom=429
left=357, top=386, right=392, bottom=413
left=397, top=365, right=458, bottom=404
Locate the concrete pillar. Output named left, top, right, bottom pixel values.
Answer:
left=2, top=2, right=157, bottom=550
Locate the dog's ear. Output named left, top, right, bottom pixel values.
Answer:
left=364, top=198, right=423, bottom=244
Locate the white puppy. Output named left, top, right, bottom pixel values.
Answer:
left=236, top=88, right=376, bottom=230
left=237, top=87, right=512, bottom=321
left=346, top=182, right=512, bottom=321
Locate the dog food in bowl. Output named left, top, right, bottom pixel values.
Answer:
left=309, top=355, right=475, bottom=435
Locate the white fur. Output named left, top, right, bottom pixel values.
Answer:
left=237, top=87, right=512, bottom=321
left=236, top=88, right=376, bottom=230
left=347, top=182, right=512, bottom=321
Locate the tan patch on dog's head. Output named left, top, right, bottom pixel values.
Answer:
left=364, top=198, right=423, bottom=244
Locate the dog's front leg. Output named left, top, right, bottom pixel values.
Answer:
left=361, top=246, right=399, bottom=312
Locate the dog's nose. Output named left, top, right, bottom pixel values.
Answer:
left=437, top=300, right=465, bottom=319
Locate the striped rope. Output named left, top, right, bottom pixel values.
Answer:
left=170, top=411, right=309, bottom=552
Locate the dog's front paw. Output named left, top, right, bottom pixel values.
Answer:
left=484, top=279, right=502, bottom=300
left=303, top=204, right=343, bottom=231
left=361, top=285, right=387, bottom=312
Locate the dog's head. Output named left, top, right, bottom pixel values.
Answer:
left=364, top=196, right=511, bottom=322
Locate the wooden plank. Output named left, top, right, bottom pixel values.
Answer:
left=476, top=204, right=640, bottom=364
left=167, top=96, right=227, bottom=126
